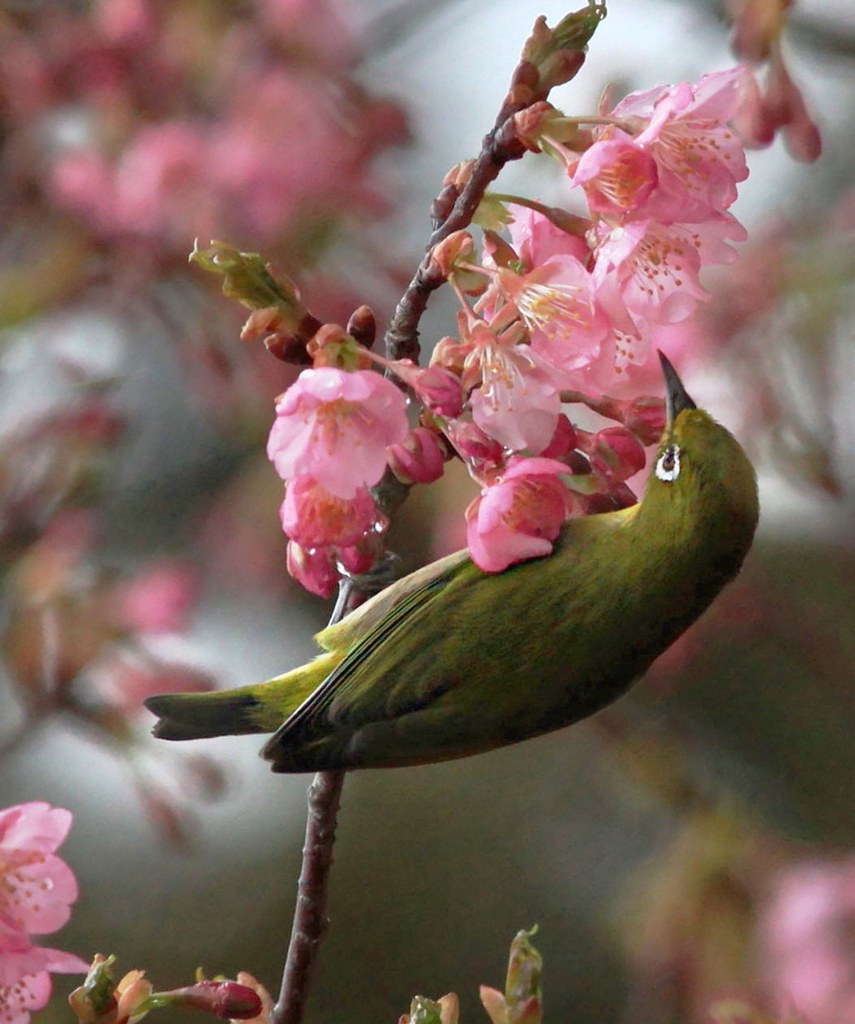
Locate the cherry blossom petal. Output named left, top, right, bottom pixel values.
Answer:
left=267, top=367, right=408, bottom=498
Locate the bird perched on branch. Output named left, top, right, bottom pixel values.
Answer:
left=145, top=354, right=758, bottom=772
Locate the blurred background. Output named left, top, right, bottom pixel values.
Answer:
left=1, top=0, right=854, bottom=1022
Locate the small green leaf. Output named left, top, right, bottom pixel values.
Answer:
left=406, top=995, right=446, bottom=1024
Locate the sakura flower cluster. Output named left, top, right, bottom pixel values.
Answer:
left=0, top=802, right=87, bottom=1024
left=257, top=66, right=757, bottom=591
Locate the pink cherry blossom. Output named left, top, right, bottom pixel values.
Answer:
left=387, top=427, right=447, bottom=485
left=760, top=858, right=855, bottom=1024
left=569, top=130, right=659, bottom=217
left=465, top=458, right=571, bottom=572
left=280, top=475, right=378, bottom=549
left=267, top=367, right=408, bottom=499
left=285, top=541, right=339, bottom=598
left=497, top=259, right=612, bottom=374
left=508, top=206, right=590, bottom=266
left=462, top=323, right=563, bottom=455
left=0, top=931, right=86, bottom=1024
left=594, top=215, right=745, bottom=328
left=612, top=67, right=750, bottom=215
left=0, top=803, right=87, bottom=1024
left=0, top=803, right=78, bottom=936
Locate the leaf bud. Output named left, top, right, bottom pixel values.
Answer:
left=430, top=231, right=487, bottom=296
left=346, top=305, right=377, bottom=349
left=518, top=5, right=606, bottom=96
left=504, top=927, right=543, bottom=1024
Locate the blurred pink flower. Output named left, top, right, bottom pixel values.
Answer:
left=760, top=858, right=855, bottom=1024
left=87, top=653, right=216, bottom=717
left=114, top=560, right=198, bottom=635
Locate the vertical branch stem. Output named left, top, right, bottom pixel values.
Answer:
left=269, top=577, right=366, bottom=1024
left=271, top=768, right=346, bottom=1024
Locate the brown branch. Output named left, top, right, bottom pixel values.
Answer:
left=269, top=573, right=383, bottom=1024
left=383, top=119, right=527, bottom=364
left=270, top=768, right=346, bottom=1024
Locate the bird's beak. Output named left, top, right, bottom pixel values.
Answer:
left=658, top=351, right=696, bottom=429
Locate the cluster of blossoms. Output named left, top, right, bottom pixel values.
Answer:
left=0, top=0, right=404, bottom=259
left=0, top=802, right=87, bottom=1024
left=242, top=65, right=756, bottom=594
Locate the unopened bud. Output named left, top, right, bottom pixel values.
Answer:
left=286, top=541, right=339, bottom=598
left=168, top=980, right=263, bottom=1019
left=430, top=231, right=486, bottom=296
left=388, top=427, right=447, bottom=485
left=347, top=305, right=377, bottom=349
left=727, top=0, right=791, bottom=63
left=401, top=996, right=445, bottom=1024
left=540, top=414, right=577, bottom=458
left=68, top=955, right=119, bottom=1024
left=503, top=928, right=543, bottom=1024
left=479, top=986, right=510, bottom=1024
left=306, top=324, right=370, bottom=370
left=519, top=5, right=605, bottom=97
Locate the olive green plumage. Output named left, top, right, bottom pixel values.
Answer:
left=144, top=356, right=758, bottom=773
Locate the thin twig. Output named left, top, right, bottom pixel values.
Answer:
left=383, top=117, right=526, bottom=363
left=271, top=768, right=346, bottom=1024
left=269, top=575, right=370, bottom=1024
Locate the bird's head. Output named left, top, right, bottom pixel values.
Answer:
left=642, top=353, right=759, bottom=533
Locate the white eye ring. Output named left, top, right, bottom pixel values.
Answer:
left=655, top=444, right=681, bottom=482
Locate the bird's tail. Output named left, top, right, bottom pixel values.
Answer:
left=143, top=654, right=337, bottom=740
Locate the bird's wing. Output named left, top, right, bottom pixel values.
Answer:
left=263, top=553, right=481, bottom=753
left=314, top=546, right=472, bottom=653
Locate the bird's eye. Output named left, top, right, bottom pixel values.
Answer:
left=655, top=444, right=681, bottom=482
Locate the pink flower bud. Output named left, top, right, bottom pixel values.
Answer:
left=169, top=980, right=263, bottom=1019
left=387, top=428, right=447, bottom=485
left=540, top=414, right=577, bottom=458
left=444, top=419, right=504, bottom=477
left=337, top=538, right=381, bottom=578
left=582, top=426, right=647, bottom=483
left=286, top=541, right=339, bottom=598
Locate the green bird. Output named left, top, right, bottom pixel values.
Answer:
left=144, top=354, right=758, bottom=772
